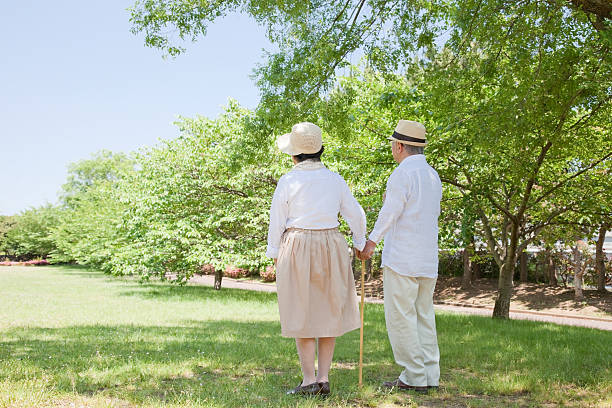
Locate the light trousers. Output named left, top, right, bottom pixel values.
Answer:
left=383, top=266, right=440, bottom=387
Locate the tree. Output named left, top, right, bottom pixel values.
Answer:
left=51, top=150, right=135, bottom=268
left=0, top=215, right=17, bottom=258
left=5, top=204, right=62, bottom=260
left=109, top=101, right=282, bottom=281
left=595, top=221, right=610, bottom=292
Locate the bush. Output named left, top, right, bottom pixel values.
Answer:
left=199, top=264, right=216, bottom=275
left=0, top=259, right=49, bottom=266
left=438, top=251, right=463, bottom=277
left=260, top=265, right=276, bottom=282
left=438, top=250, right=500, bottom=278
left=224, top=265, right=249, bottom=279
left=25, top=259, right=50, bottom=266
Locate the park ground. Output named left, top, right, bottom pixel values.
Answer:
left=1, top=265, right=611, bottom=407
left=365, top=276, right=612, bottom=318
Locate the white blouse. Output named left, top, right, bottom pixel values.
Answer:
left=266, top=160, right=367, bottom=258
left=369, top=154, right=442, bottom=278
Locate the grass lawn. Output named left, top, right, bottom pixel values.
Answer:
left=1, top=265, right=611, bottom=407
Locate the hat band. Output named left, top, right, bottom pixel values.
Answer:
left=392, top=131, right=426, bottom=143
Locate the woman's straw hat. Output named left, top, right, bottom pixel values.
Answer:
left=277, top=122, right=323, bottom=155
left=388, top=120, right=427, bottom=146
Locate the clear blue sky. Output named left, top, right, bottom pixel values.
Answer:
left=0, top=1, right=270, bottom=216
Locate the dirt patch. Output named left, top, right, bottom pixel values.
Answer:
left=356, top=276, right=612, bottom=318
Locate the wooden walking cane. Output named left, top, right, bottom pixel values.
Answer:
left=359, top=259, right=365, bottom=387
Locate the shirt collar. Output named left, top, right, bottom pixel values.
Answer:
left=293, top=159, right=326, bottom=171
left=399, top=154, right=426, bottom=166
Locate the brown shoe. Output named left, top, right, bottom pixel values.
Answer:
left=286, top=382, right=320, bottom=396
left=382, top=379, right=428, bottom=393
left=317, top=381, right=330, bottom=396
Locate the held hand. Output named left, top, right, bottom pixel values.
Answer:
left=273, top=258, right=277, bottom=266
left=359, top=240, right=376, bottom=260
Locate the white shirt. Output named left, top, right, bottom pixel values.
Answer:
left=266, top=160, right=367, bottom=258
left=369, top=154, right=442, bottom=277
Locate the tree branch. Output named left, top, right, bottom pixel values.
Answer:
left=440, top=177, right=469, bottom=190
left=474, top=203, right=503, bottom=267
left=517, top=141, right=553, bottom=221
left=212, top=185, right=249, bottom=198
left=532, top=151, right=612, bottom=207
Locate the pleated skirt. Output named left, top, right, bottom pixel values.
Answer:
left=276, top=227, right=361, bottom=338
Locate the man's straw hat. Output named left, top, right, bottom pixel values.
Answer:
left=388, top=120, right=427, bottom=146
left=277, top=122, right=323, bottom=156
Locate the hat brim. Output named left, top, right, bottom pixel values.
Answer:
left=388, top=135, right=427, bottom=147
left=277, top=133, right=301, bottom=155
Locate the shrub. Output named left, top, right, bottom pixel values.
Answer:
left=438, top=251, right=463, bottom=277
left=260, top=265, right=276, bottom=282
left=199, top=264, right=216, bottom=275
left=224, top=265, right=249, bottom=278
left=24, top=259, right=50, bottom=266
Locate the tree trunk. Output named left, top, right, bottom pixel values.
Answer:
left=493, top=223, right=519, bottom=319
left=547, top=251, right=557, bottom=286
left=519, top=251, right=528, bottom=283
left=473, top=261, right=481, bottom=280
left=493, top=261, right=514, bottom=318
left=462, top=239, right=474, bottom=289
left=572, top=244, right=585, bottom=301
left=595, top=223, right=609, bottom=293
left=214, top=269, right=223, bottom=290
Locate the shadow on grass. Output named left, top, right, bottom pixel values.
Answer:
left=2, top=321, right=292, bottom=404
left=512, top=287, right=612, bottom=314
left=4, top=266, right=610, bottom=406
left=117, top=282, right=278, bottom=304
left=47, top=265, right=279, bottom=304
left=2, top=312, right=611, bottom=406
left=436, top=276, right=612, bottom=315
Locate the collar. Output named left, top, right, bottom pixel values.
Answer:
left=399, top=154, right=426, bottom=166
left=293, top=159, right=326, bottom=171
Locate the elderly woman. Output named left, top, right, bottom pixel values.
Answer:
left=266, top=122, right=366, bottom=396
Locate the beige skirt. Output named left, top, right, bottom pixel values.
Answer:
left=276, top=227, right=361, bottom=338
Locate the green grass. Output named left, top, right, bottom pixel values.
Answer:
left=1, top=265, right=610, bottom=407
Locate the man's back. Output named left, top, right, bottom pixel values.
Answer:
left=369, top=154, right=442, bottom=277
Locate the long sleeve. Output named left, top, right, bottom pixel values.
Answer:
left=266, top=180, right=288, bottom=258
left=339, top=178, right=367, bottom=251
left=369, top=172, right=406, bottom=244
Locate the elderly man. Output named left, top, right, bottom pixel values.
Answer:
left=359, top=120, right=442, bottom=393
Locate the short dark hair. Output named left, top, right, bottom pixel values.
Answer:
left=294, top=146, right=324, bottom=162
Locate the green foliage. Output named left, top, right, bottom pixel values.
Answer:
left=129, top=1, right=611, bottom=125
left=50, top=150, right=136, bottom=269
left=2, top=205, right=62, bottom=260
left=109, top=101, right=282, bottom=281
left=0, top=215, right=17, bottom=257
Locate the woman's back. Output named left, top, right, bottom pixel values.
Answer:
left=282, top=166, right=344, bottom=229
left=266, top=161, right=366, bottom=258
